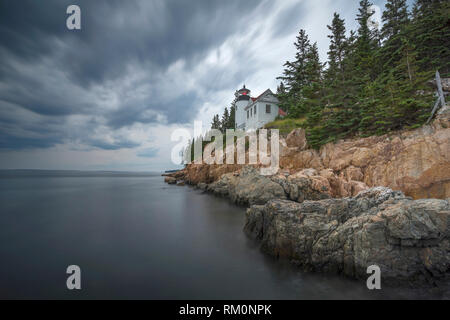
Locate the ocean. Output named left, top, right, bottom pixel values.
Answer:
left=0, top=171, right=433, bottom=299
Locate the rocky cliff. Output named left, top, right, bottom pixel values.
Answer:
left=164, top=107, right=450, bottom=287
left=244, top=187, right=450, bottom=286
left=280, top=107, right=450, bottom=200
left=176, top=106, right=450, bottom=200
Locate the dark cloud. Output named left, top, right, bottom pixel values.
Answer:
left=0, top=0, right=261, bottom=150
left=0, top=133, right=61, bottom=150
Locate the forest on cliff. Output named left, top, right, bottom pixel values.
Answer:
left=276, top=0, right=449, bottom=148
left=208, top=0, right=449, bottom=150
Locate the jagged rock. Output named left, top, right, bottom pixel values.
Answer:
left=244, top=187, right=450, bottom=285
left=208, top=166, right=287, bottom=206
left=205, top=166, right=367, bottom=206
left=183, top=164, right=242, bottom=185
left=164, top=177, right=177, bottom=184
left=279, top=138, right=298, bottom=157
left=197, top=183, right=208, bottom=191
left=286, top=168, right=368, bottom=199
left=286, top=128, right=308, bottom=150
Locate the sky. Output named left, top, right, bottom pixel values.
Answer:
left=0, top=0, right=410, bottom=171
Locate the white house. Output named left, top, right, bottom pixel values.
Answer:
left=234, top=85, right=285, bottom=131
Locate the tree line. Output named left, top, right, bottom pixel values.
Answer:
left=211, top=96, right=236, bottom=133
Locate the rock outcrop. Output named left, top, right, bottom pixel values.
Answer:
left=286, top=128, right=308, bottom=150
left=182, top=164, right=242, bottom=185
left=164, top=176, right=177, bottom=185
left=167, top=108, right=449, bottom=200
left=281, top=108, right=450, bottom=200
left=244, top=187, right=450, bottom=286
left=206, top=166, right=368, bottom=206
left=207, top=167, right=287, bottom=206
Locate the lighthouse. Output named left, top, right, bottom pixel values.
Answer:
left=233, top=85, right=281, bottom=131
left=235, top=85, right=251, bottom=130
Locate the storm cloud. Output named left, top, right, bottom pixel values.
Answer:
left=0, top=0, right=392, bottom=170
left=0, top=0, right=264, bottom=149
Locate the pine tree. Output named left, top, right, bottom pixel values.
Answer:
left=276, top=82, right=288, bottom=112
left=326, top=13, right=347, bottom=83
left=277, top=29, right=311, bottom=117
left=303, top=43, right=324, bottom=126
left=211, top=114, right=221, bottom=130
left=220, top=107, right=230, bottom=133
left=410, top=0, right=450, bottom=76
left=274, top=1, right=448, bottom=149
left=277, top=29, right=312, bottom=116
left=324, top=12, right=348, bottom=110
left=355, top=0, right=378, bottom=79
left=228, top=105, right=236, bottom=129
left=381, top=0, right=409, bottom=40
left=277, top=29, right=311, bottom=91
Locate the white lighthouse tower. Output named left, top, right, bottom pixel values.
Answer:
left=234, top=85, right=251, bottom=130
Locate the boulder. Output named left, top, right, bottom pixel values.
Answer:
left=244, top=187, right=450, bottom=286
left=208, top=166, right=287, bottom=206
left=286, top=128, right=308, bottom=150
left=197, top=183, right=208, bottom=191
left=164, top=177, right=177, bottom=185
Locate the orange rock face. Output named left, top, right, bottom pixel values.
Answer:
left=183, top=164, right=242, bottom=185
left=281, top=107, right=450, bottom=199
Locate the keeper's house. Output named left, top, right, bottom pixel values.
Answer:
left=234, top=85, right=286, bottom=131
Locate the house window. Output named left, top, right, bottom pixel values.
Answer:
left=266, top=104, right=271, bottom=113
left=247, top=110, right=249, bottom=119
left=254, top=106, right=256, bottom=115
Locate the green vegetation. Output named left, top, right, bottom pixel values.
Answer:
left=265, top=118, right=307, bottom=136
left=276, top=0, right=449, bottom=149
left=211, top=96, right=236, bottom=133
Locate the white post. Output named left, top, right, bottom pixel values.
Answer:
left=436, top=71, right=446, bottom=107
left=427, top=71, right=446, bottom=124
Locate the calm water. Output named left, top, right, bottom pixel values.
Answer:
left=0, top=171, right=437, bottom=299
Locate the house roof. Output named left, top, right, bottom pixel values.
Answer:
left=245, top=89, right=276, bottom=110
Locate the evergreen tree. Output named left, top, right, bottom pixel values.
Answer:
left=303, top=43, right=324, bottom=127
left=355, top=0, right=378, bottom=79
left=220, top=107, right=230, bottom=132
left=278, top=29, right=310, bottom=91
left=228, top=105, right=236, bottom=130
left=273, top=0, right=449, bottom=148
left=276, top=82, right=288, bottom=112
left=326, top=13, right=347, bottom=82
left=277, top=29, right=312, bottom=116
left=381, top=0, right=409, bottom=40
left=410, top=0, right=450, bottom=76
left=211, top=114, right=221, bottom=130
